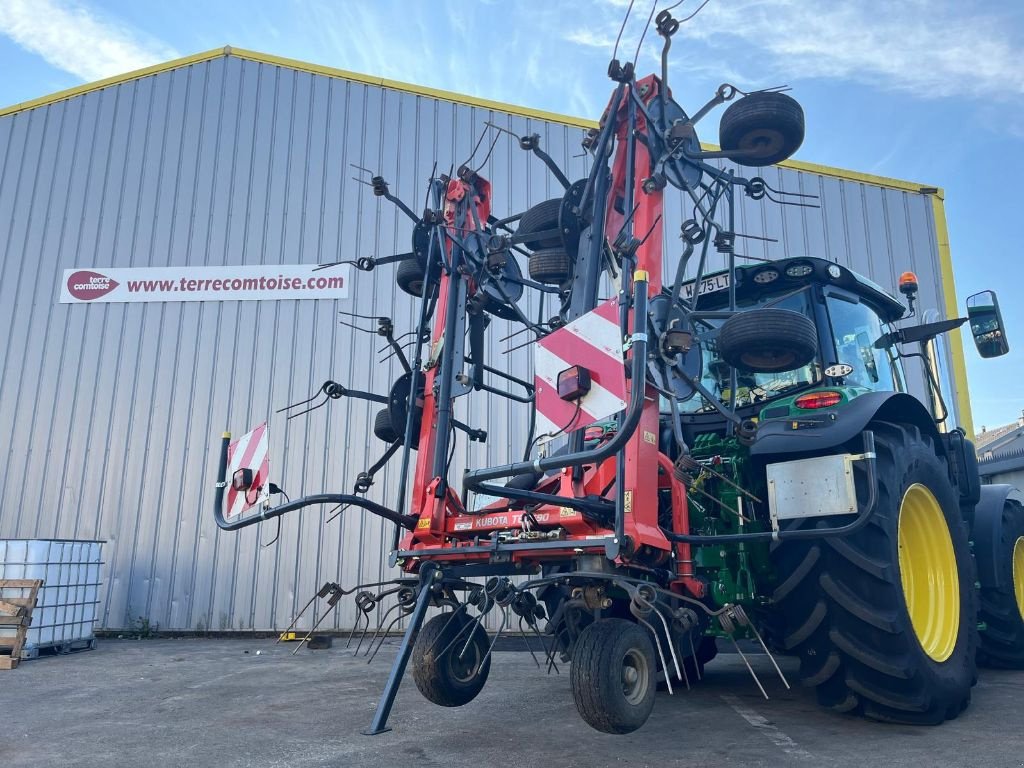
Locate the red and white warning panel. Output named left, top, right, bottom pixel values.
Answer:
left=225, top=422, right=270, bottom=519
left=534, top=298, right=627, bottom=443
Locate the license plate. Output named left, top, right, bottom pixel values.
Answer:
left=681, top=272, right=730, bottom=301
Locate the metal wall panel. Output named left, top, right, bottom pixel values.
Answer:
left=0, top=54, right=956, bottom=630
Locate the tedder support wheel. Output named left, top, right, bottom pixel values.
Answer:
left=770, top=421, right=977, bottom=724
left=719, top=91, right=805, bottom=167
left=373, top=408, right=400, bottom=444
left=528, top=248, right=572, bottom=284
left=570, top=618, right=656, bottom=734
left=411, top=613, right=491, bottom=707
left=517, top=198, right=563, bottom=251
left=717, top=307, right=817, bottom=373
left=976, top=498, right=1024, bottom=668
left=396, top=256, right=435, bottom=298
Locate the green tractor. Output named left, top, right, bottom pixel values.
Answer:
left=664, top=255, right=1022, bottom=725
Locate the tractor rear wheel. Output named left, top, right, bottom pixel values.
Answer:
left=411, top=613, right=491, bottom=707
left=570, top=618, right=656, bottom=734
left=770, top=421, right=977, bottom=724
left=976, top=497, right=1024, bottom=668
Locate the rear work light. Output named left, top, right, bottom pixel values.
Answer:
left=232, top=468, right=254, bottom=492
left=557, top=366, right=592, bottom=401
left=794, top=390, right=843, bottom=409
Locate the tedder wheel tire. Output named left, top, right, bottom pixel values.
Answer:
left=528, top=248, right=572, bottom=284
left=570, top=618, right=656, bottom=734
left=770, top=421, right=977, bottom=725
left=396, top=256, right=433, bottom=298
left=373, top=408, right=399, bottom=444
left=719, top=91, right=805, bottom=167
left=517, top=198, right=563, bottom=251
left=411, top=613, right=491, bottom=707
left=976, top=498, right=1024, bottom=668
left=717, top=308, right=817, bottom=373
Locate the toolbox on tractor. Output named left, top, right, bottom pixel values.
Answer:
left=210, top=6, right=1024, bottom=735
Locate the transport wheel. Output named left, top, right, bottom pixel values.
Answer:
left=975, top=497, right=1024, bottom=668
left=570, top=618, right=656, bottom=734
left=396, top=256, right=434, bottom=298
left=717, top=308, right=817, bottom=373
left=411, top=613, right=491, bottom=707
left=528, top=248, right=572, bottom=284
left=719, top=91, right=805, bottom=167
left=770, top=421, right=977, bottom=724
left=373, top=409, right=399, bottom=443
left=517, top=198, right=563, bottom=251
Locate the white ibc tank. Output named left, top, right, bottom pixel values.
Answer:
left=0, top=539, right=103, bottom=652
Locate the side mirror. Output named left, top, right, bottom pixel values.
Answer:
left=966, top=290, right=1009, bottom=358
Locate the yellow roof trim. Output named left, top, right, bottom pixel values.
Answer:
left=0, top=48, right=225, bottom=119
left=1, top=45, right=935, bottom=193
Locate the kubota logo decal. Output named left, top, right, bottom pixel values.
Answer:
left=67, top=270, right=119, bottom=300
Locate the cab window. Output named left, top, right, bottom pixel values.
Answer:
left=825, top=293, right=904, bottom=392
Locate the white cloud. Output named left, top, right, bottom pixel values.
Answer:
left=575, top=0, right=1024, bottom=101
left=0, top=0, right=179, bottom=82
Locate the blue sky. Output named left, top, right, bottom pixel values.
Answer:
left=1, top=0, right=1022, bottom=431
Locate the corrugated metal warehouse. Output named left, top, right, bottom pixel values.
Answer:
left=0, top=47, right=974, bottom=632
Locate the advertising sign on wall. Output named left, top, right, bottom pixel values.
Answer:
left=59, top=264, right=349, bottom=303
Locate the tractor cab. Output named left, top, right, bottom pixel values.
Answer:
left=667, top=256, right=908, bottom=434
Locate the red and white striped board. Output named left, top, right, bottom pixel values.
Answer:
left=534, top=298, right=627, bottom=443
left=225, top=422, right=270, bottom=519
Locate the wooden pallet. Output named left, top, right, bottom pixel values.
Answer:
left=0, top=579, right=42, bottom=670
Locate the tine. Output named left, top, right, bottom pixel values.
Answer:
left=366, top=614, right=405, bottom=664
left=427, top=605, right=467, bottom=654
left=748, top=621, right=791, bottom=690
left=458, top=612, right=488, bottom=660
left=476, top=607, right=507, bottom=664
left=519, top=617, right=541, bottom=669
left=364, top=603, right=401, bottom=656
left=638, top=616, right=673, bottom=695
left=436, top=615, right=477, bottom=659
left=277, top=592, right=320, bottom=643
left=689, top=634, right=702, bottom=682
left=292, top=600, right=338, bottom=656
left=353, top=616, right=375, bottom=656
left=729, top=634, right=768, bottom=700
left=679, top=643, right=691, bottom=691
left=647, top=600, right=683, bottom=684
left=346, top=613, right=364, bottom=649
left=544, top=631, right=561, bottom=675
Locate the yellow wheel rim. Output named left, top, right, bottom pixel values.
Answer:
left=897, top=484, right=960, bottom=662
left=1013, top=537, right=1024, bottom=621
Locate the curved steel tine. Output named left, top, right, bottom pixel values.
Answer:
left=637, top=615, right=673, bottom=695
left=346, top=612, right=365, bottom=649
left=364, top=603, right=402, bottom=657
left=689, top=634, right=702, bottom=681
left=353, top=608, right=377, bottom=656
left=434, top=618, right=477, bottom=659
left=543, top=631, right=561, bottom=675
left=366, top=612, right=407, bottom=664
left=475, top=606, right=507, bottom=663
left=639, top=594, right=683, bottom=685
left=729, top=633, right=768, bottom=700
left=679, top=642, right=691, bottom=691
left=427, top=605, right=467, bottom=654
left=458, top=610, right=488, bottom=660
left=519, top=616, right=542, bottom=669
left=746, top=620, right=790, bottom=690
